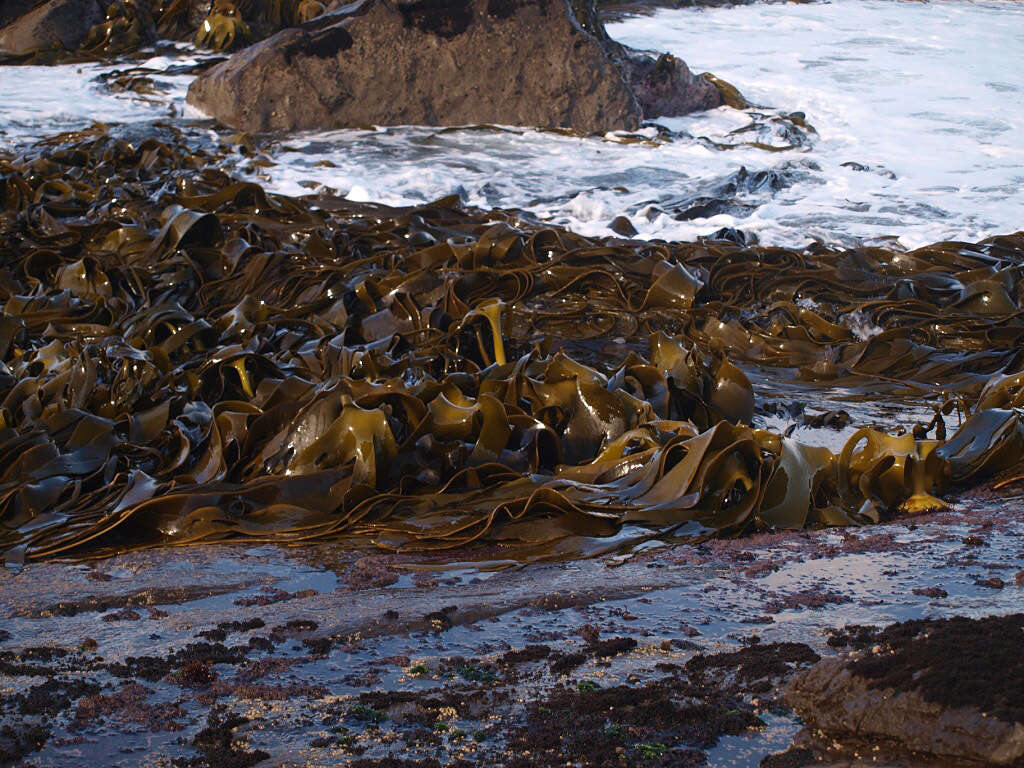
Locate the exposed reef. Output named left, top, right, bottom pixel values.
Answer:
left=787, top=615, right=1024, bottom=766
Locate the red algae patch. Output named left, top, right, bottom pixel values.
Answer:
left=73, top=683, right=186, bottom=731
left=344, top=556, right=401, bottom=590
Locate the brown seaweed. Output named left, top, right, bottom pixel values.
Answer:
left=193, top=1, right=251, bottom=51
left=1, top=125, right=1023, bottom=566
left=79, top=0, right=157, bottom=57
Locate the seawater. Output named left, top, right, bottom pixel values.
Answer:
left=1, top=0, right=1022, bottom=249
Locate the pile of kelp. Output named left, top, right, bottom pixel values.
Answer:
left=1, top=124, right=1023, bottom=566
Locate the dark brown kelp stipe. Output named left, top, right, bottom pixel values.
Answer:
left=1, top=124, right=1023, bottom=567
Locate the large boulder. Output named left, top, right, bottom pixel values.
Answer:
left=786, top=656, right=1024, bottom=765
left=187, top=0, right=722, bottom=134
left=0, top=0, right=103, bottom=56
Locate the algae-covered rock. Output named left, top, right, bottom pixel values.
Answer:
left=188, top=0, right=642, bottom=133
left=785, top=615, right=1024, bottom=766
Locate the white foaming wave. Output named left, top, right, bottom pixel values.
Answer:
left=247, top=0, right=1023, bottom=248
left=608, top=0, right=1024, bottom=247
left=1, top=1, right=1022, bottom=250
left=0, top=54, right=197, bottom=147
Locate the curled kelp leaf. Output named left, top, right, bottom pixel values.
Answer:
left=935, top=408, right=1024, bottom=483
left=2, top=127, right=1024, bottom=565
left=838, top=429, right=948, bottom=520
left=459, top=299, right=508, bottom=366
left=759, top=436, right=837, bottom=529
left=978, top=372, right=1024, bottom=410
left=195, top=1, right=251, bottom=51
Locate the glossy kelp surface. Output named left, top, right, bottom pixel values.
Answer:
left=1, top=125, right=1023, bottom=566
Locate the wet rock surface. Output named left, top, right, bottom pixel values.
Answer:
left=0, top=0, right=42, bottom=30
left=0, top=0, right=103, bottom=56
left=619, top=50, right=722, bottom=118
left=187, top=0, right=721, bottom=133
left=2, top=483, right=1024, bottom=766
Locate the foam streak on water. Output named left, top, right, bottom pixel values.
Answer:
left=0, top=1, right=1022, bottom=248
left=256, top=0, right=1024, bottom=248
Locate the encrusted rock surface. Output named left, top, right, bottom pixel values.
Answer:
left=187, top=0, right=721, bottom=133
left=620, top=50, right=723, bottom=117
left=785, top=617, right=1024, bottom=766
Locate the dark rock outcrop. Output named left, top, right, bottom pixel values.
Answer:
left=787, top=656, right=1024, bottom=765
left=0, top=0, right=315, bottom=60
left=188, top=0, right=215, bottom=29
left=187, top=0, right=722, bottom=134
left=0, top=0, right=103, bottom=56
left=620, top=51, right=722, bottom=117
left=572, top=0, right=723, bottom=116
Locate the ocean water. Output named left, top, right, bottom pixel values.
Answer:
left=0, top=49, right=198, bottom=137
left=1, top=0, right=1022, bottom=248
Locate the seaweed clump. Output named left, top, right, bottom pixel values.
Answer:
left=1, top=125, right=1024, bottom=566
left=3, top=0, right=325, bottom=61
left=506, top=677, right=760, bottom=766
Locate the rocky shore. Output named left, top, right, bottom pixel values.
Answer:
left=186, top=0, right=724, bottom=133
left=2, top=476, right=1024, bottom=766
left=2, top=0, right=1024, bottom=766
left=787, top=613, right=1024, bottom=767
left=0, top=113, right=1022, bottom=765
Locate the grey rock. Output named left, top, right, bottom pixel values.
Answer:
left=0, top=0, right=103, bottom=56
left=187, top=0, right=721, bottom=134
left=785, top=656, right=1024, bottom=766
left=619, top=51, right=722, bottom=117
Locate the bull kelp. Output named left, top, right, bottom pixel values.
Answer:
left=7, top=0, right=310, bottom=63
left=1, top=124, right=1022, bottom=567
